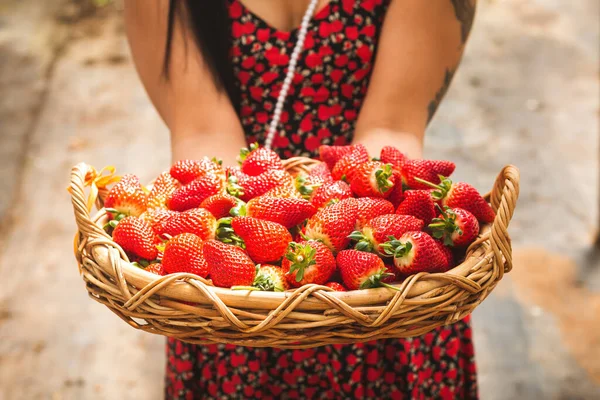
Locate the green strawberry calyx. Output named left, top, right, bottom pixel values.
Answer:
left=215, top=217, right=246, bottom=249
left=285, top=242, right=317, bottom=283
left=413, top=175, right=453, bottom=201
left=379, top=236, right=413, bottom=259
left=295, top=175, right=321, bottom=199
left=229, top=200, right=247, bottom=217
left=255, top=266, right=286, bottom=292
left=237, top=142, right=259, bottom=164
left=428, top=205, right=462, bottom=246
left=103, top=208, right=127, bottom=230
left=359, top=267, right=393, bottom=290
left=131, top=260, right=150, bottom=269
left=374, top=164, right=394, bottom=193
left=226, top=175, right=245, bottom=198
left=348, top=230, right=374, bottom=253
left=232, top=265, right=285, bottom=292
left=325, top=198, right=340, bottom=207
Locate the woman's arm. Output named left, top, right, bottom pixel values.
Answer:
left=124, top=0, right=246, bottom=165
left=354, top=0, right=476, bottom=158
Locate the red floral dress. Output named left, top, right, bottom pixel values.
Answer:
left=166, top=0, right=478, bottom=398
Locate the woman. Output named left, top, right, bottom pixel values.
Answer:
left=124, top=0, right=477, bottom=398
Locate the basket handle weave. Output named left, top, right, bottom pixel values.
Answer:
left=69, top=163, right=113, bottom=245
left=486, top=165, right=520, bottom=280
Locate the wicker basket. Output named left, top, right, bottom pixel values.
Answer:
left=69, top=159, right=520, bottom=349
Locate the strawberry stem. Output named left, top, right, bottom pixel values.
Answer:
left=380, top=282, right=402, bottom=292
left=231, top=286, right=260, bottom=291
left=414, top=176, right=453, bottom=201
left=358, top=268, right=394, bottom=289
left=427, top=222, right=446, bottom=229
left=413, top=177, right=441, bottom=190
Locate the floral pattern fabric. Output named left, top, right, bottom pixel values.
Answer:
left=166, top=0, right=478, bottom=398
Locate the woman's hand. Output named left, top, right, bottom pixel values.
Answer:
left=353, top=0, right=475, bottom=160
left=125, top=1, right=246, bottom=166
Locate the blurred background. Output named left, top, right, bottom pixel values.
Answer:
left=0, top=0, right=598, bottom=398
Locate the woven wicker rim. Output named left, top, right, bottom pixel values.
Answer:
left=69, top=158, right=520, bottom=348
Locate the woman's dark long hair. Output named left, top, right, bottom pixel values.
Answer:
left=163, top=1, right=240, bottom=112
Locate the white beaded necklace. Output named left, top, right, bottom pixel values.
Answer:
left=264, top=0, right=320, bottom=150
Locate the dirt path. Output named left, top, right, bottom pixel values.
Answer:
left=0, top=0, right=598, bottom=399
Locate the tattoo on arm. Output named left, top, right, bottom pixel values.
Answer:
left=427, top=69, right=455, bottom=123
left=451, top=0, right=476, bottom=43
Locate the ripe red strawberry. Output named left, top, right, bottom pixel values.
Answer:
left=337, top=250, right=392, bottom=290
left=304, top=198, right=359, bottom=253
left=203, top=240, right=256, bottom=288
left=163, top=207, right=217, bottom=240
left=167, top=173, right=225, bottom=211
left=396, top=190, right=437, bottom=226
left=230, top=217, right=292, bottom=263
left=281, top=240, right=336, bottom=287
left=239, top=143, right=284, bottom=176
left=434, top=240, right=455, bottom=271
left=349, top=214, right=424, bottom=254
left=350, top=161, right=395, bottom=198
left=235, top=196, right=316, bottom=228
left=331, top=144, right=370, bottom=181
left=243, top=265, right=289, bottom=292
left=289, top=163, right=332, bottom=198
left=355, top=197, right=395, bottom=229
left=310, top=180, right=353, bottom=209
left=147, top=172, right=179, bottom=210
left=200, top=193, right=240, bottom=219
left=170, top=158, right=223, bottom=185
left=225, top=165, right=243, bottom=181
left=112, top=216, right=158, bottom=260
left=308, top=162, right=334, bottom=182
left=402, top=159, right=456, bottom=190
left=162, top=233, right=209, bottom=277
left=387, top=170, right=405, bottom=208
left=380, top=231, right=447, bottom=275
left=319, top=144, right=358, bottom=170
left=238, top=169, right=292, bottom=202
left=380, top=146, right=407, bottom=170
left=324, top=282, right=347, bottom=291
left=144, top=263, right=166, bottom=276
left=263, top=183, right=303, bottom=199
left=429, top=207, right=479, bottom=247
left=141, top=208, right=177, bottom=236
left=418, top=177, right=496, bottom=223
left=104, top=174, right=148, bottom=218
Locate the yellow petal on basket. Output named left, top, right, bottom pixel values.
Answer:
left=67, top=165, right=121, bottom=213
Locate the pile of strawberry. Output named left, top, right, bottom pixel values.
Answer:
left=103, top=143, right=495, bottom=292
